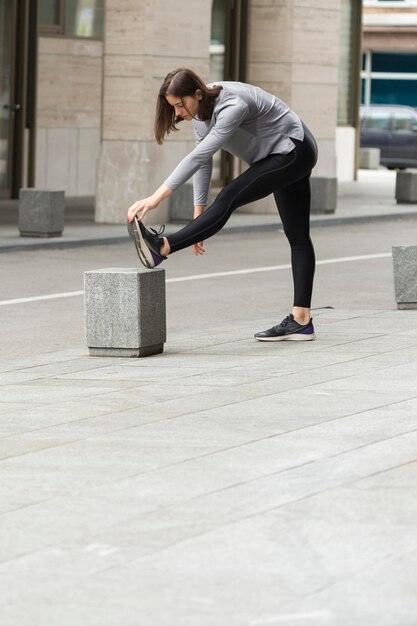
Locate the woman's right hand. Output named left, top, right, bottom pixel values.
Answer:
left=127, top=196, right=159, bottom=222
left=127, top=184, right=173, bottom=222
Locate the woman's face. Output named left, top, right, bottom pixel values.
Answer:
left=165, top=92, right=202, bottom=121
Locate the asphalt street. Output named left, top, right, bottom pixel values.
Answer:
left=0, top=216, right=412, bottom=358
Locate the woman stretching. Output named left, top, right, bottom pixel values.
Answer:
left=127, top=68, right=318, bottom=342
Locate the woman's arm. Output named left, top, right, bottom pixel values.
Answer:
left=127, top=97, right=248, bottom=222
left=164, top=98, right=248, bottom=193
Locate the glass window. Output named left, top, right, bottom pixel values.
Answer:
left=65, top=0, right=104, bottom=39
left=362, top=112, right=391, bottom=130
left=372, top=52, right=417, bottom=74
left=39, top=0, right=104, bottom=38
left=371, top=78, right=417, bottom=107
left=39, top=0, right=61, bottom=26
left=0, top=0, right=14, bottom=190
left=210, top=0, right=226, bottom=83
left=210, top=0, right=227, bottom=183
left=392, top=112, right=417, bottom=132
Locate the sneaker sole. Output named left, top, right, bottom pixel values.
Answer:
left=255, top=333, right=316, bottom=342
left=127, top=219, right=155, bottom=269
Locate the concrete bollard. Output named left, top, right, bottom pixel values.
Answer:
left=84, top=268, right=166, bottom=357
left=170, top=183, right=194, bottom=223
left=392, top=245, right=417, bottom=309
left=395, top=170, right=417, bottom=204
left=310, top=177, right=337, bottom=214
left=18, top=189, right=65, bottom=237
left=359, top=148, right=380, bottom=170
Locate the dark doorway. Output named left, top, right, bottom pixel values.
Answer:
left=0, top=0, right=37, bottom=200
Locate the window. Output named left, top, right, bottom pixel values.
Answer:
left=361, top=51, right=417, bottom=107
left=371, top=78, right=417, bottom=107
left=39, top=0, right=62, bottom=29
left=392, top=111, right=417, bottom=131
left=210, top=0, right=226, bottom=82
left=209, top=0, right=248, bottom=184
left=362, top=111, right=391, bottom=130
left=39, top=0, right=104, bottom=38
left=372, top=52, right=417, bottom=74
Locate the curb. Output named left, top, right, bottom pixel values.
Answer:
left=0, top=209, right=416, bottom=253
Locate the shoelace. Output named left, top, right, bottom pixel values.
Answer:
left=280, top=315, right=291, bottom=327
left=150, top=225, right=165, bottom=238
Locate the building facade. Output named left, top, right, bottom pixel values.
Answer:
left=0, top=0, right=362, bottom=220
left=362, top=0, right=417, bottom=107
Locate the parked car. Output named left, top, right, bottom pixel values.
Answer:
left=360, top=104, right=417, bottom=169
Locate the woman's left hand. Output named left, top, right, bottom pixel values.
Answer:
left=127, top=196, right=159, bottom=222
left=192, top=242, right=205, bottom=256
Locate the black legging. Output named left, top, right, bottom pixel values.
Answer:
left=166, top=123, right=318, bottom=308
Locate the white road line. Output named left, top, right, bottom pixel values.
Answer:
left=167, top=252, right=392, bottom=283
left=250, top=611, right=332, bottom=624
left=0, top=252, right=392, bottom=307
left=0, top=291, right=85, bottom=306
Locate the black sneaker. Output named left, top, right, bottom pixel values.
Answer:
left=255, top=314, right=315, bottom=342
left=127, top=217, right=167, bottom=269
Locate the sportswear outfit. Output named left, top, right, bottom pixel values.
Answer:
left=129, top=81, right=319, bottom=341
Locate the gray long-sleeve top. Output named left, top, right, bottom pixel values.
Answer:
left=164, top=81, right=305, bottom=206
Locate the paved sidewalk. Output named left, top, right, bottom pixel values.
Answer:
left=1, top=307, right=417, bottom=625
left=1, top=169, right=416, bottom=253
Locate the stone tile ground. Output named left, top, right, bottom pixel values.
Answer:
left=1, top=308, right=417, bottom=625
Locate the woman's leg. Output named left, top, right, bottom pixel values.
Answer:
left=274, top=174, right=315, bottom=320
left=166, top=146, right=315, bottom=254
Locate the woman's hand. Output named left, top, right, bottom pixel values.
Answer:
left=127, top=196, right=158, bottom=222
left=191, top=205, right=206, bottom=256
left=192, top=242, right=205, bottom=256
left=127, top=184, right=173, bottom=222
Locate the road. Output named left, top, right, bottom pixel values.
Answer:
left=0, top=216, right=413, bottom=358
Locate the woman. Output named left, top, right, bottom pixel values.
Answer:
left=127, top=68, right=318, bottom=342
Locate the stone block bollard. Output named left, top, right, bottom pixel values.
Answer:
left=392, top=245, right=417, bottom=309
left=395, top=170, right=417, bottom=204
left=18, top=189, right=65, bottom=237
left=310, top=177, right=337, bottom=214
left=84, top=268, right=166, bottom=357
left=359, top=148, right=380, bottom=170
left=169, top=183, right=194, bottom=222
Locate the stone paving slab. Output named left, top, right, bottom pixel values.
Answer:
left=1, top=308, right=417, bottom=625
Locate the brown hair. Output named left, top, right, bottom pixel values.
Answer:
left=154, top=68, right=222, bottom=144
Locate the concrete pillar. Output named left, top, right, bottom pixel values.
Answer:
left=244, top=0, right=342, bottom=213
left=95, top=1, right=211, bottom=224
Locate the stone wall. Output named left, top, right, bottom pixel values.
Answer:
left=241, top=0, right=342, bottom=213
left=247, top=0, right=342, bottom=153
left=36, top=37, right=103, bottom=196
left=34, top=1, right=349, bottom=219
left=95, top=0, right=212, bottom=224
left=94, top=0, right=344, bottom=222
